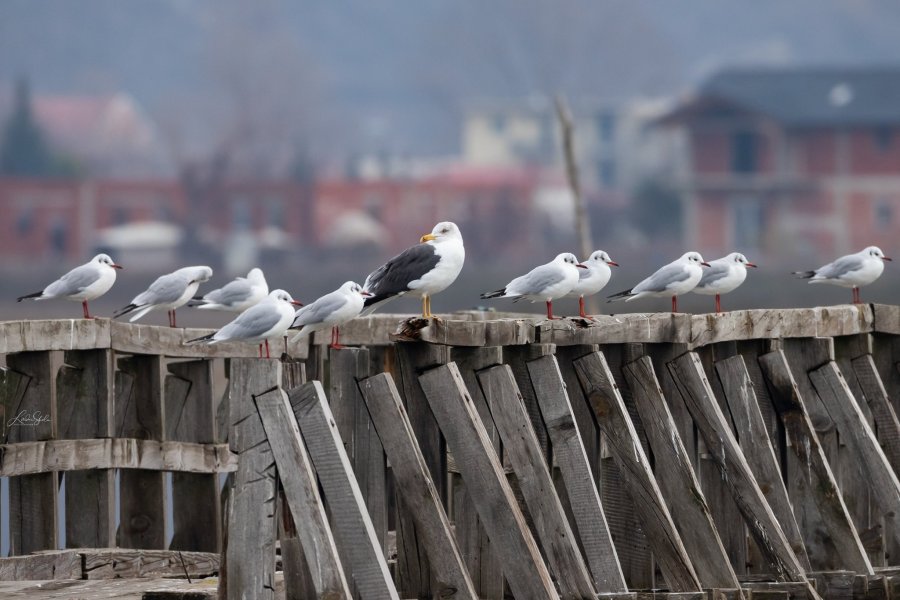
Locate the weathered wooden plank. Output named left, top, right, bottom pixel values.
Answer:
left=573, top=351, right=702, bottom=592
left=665, top=352, right=812, bottom=585
left=555, top=344, right=602, bottom=482
left=56, top=349, right=116, bottom=549
left=418, top=362, right=561, bottom=600
left=505, top=344, right=555, bottom=460
left=81, top=549, right=220, bottom=579
left=392, top=316, right=535, bottom=346
left=624, top=356, right=741, bottom=590
left=358, top=372, right=478, bottom=599
left=714, top=355, right=811, bottom=571
left=328, top=348, right=387, bottom=552
left=6, top=351, right=58, bottom=555
left=290, top=381, right=400, bottom=600
left=0, top=318, right=112, bottom=354
left=757, top=350, right=873, bottom=574
left=810, top=362, right=900, bottom=556
left=0, top=550, right=82, bottom=580
left=254, top=387, right=352, bottom=599
left=872, top=304, right=900, bottom=335
left=450, top=345, right=505, bottom=600
left=0, top=439, right=235, bottom=475
left=166, top=360, right=220, bottom=553
left=478, top=364, right=598, bottom=599
left=392, top=342, right=448, bottom=598
left=527, top=353, right=628, bottom=593
left=226, top=358, right=280, bottom=600
left=851, top=355, right=900, bottom=477
left=538, top=312, right=693, bottom=345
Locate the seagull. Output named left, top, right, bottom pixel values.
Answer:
left=17, top=253, right=122, bottom=319
left=566, top=250, right=618, bottom=319
left=481, top=252, right=586, bottom=320
left=188, top=267, right=268, bottom=312
left=290, top=281, right=372, bottom=348
left=608, top=251, right=709, bottom=313
left=187, top=289, right=302, bottom=358
left=114, top=266, right=213, bottom=327
left=693, top=252, right=757, bottom=313
left=794, top=246, right=892, bottom=304
left=362, top=221, right=465, bottom=318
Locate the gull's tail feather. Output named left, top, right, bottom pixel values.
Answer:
left=607, top=288, right=634, bottom=303
left=128, top=305, right=155, bottom=323
left=187, top=296, right=206, bottom=308
left=186, top=332, right=216, bottom=344
left=362, top=293, right=397, bottom=315
left=793, top=270, right=816, bottom=279
left=17, top=291, right=43, bottom=302
left=114, top=303, right=138, bottom=318
left=480, top=288, right=506, bottom=299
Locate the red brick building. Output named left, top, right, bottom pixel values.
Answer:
left=661, top=67, right=900, bottom=259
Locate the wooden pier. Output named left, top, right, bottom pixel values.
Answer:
left=1, top=304, right=899, bottom=599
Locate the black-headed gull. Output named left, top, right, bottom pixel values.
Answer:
left=362, top=221, right=465, bottom=319
left=17, top=253, right=122, bottom=318
left=187, top=289, right=302, bottom=358
left=566, top=250, right=618, bottom=318
left=793, top=246, right=891, bottom=304
left=114, top=266, right=213, bottom=327
left=188, top=267, right=268, bottom=312
left=290, top=281, right=372, bottom=348
left=693, top=252, right=757, bottom=313
left=481, top=252, right=587, bottom=320
left=608, top=251, right=709, bottom=313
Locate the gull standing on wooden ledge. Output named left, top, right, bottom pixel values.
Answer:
left=608, top=251, right=709, bottom=313
left=566, top=250, right=618, bottom=319
left=481, top=252, right=586, bottom=320
left=17, top=253, right=123, bottom=319
left=693, top=252, right=757, bottom=313
left=187, top=289, right=302, bottom=358
left=114, top=266, right=213, bottom=327
left=290, top=281, right=372, bottom=349
left=362, top=221, right=465, bottom=318
left=793, top=246, right=891, bottom=304
left=188, top=267, right=268, bottom=312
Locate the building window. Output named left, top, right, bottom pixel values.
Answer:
left=731, top=131, right=758, bottom=174
left=875, top=198, right=893, bottom=230
left=266, top=199, right=284, bottom=227
left=16, top=208, right=34, bottom=237
left=733, top=197, right=764, bottom=251
left=598, top=159, right=616, bottom=188
left=233, top=200, right=251, bottom=230
left=875, top=127, right=894, bottom=153
left=596, top=112, right=616, bottom=143
left=49, top=216, right=67, bottom=256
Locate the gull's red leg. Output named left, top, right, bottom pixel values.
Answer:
left=172, top=310, right=177, bottom=328
left=82, top=300, right=91, bottom=319
left=579, top=297, right=587, bottom=319
left=715, top=294, right=721, bottom=314
left=258, top=343, right=263, bottom=358
left=546, top=300, right=554, bottom=320
left=265, top=339, right=271, bottom=359
left=330, top=326, right=345, bottom=349
left=672, top=296, right=678, bottom=313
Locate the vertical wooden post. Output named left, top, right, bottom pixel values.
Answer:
left=226, top=358, right=280, bottom=600
left=166, top=359, right=220, bottom=552
left=6, top=351, right=58, bottom=555
left=290, top=381, right=400, bottom=600
left=116, top=354, right=166, bottom=549
left=554, top=345, right=602, bottom=482
left=573, top=351, right=702, bottom=592
left=624, top=356, right=741, bottom=591
left=504, top=344, right=554, bottom=459
left=56, top=349, right=115, bottom=548
left=526, top=354, right=627, bottom=593
left=418, top=363, right=561, bottom=600
left=328, top=347, right=387, bottom=550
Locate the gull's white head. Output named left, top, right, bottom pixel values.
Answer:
left=179, top=266, right=214, bottom=283
left=247, top=268, right=266, bottom=283
left=864, top=246, right=892, bottom=261
left=93, top=253, right=123, bottom=269
left=556, top=252, right=587, bottom=269
left=341, top=281, right=373, bottom=297
left=587, top=250, right=618, bottom=267
left=681, top=251, right=709, bottom=267
left=725, top=252, right=757, bottom=268
left=269, top=289, right=303, bottom=306
left=421, top=221, right=462, bottom=244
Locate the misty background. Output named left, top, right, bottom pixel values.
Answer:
left=1, top=0, right=899, bottom=324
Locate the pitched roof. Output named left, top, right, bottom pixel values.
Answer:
left=699, top=66, right=900, bottom=126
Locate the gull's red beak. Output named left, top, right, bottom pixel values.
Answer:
left=291, top=300, right=304, bottom=307
left=607, top=260, right=619, bottom=267
left=576, top=263, right=588, bottom=269
left=747, top=262, right=758, bottom=268
left=883, top=256, right=893, bottom=261
left=111, top=264, right=124, bottom=269
left=701, top=262, right=711, bottom=267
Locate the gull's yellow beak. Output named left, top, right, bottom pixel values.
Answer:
left=420, top=233, right=437, bottom=243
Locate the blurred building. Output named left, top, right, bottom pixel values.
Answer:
left=662, top=66, right=900, bottom=259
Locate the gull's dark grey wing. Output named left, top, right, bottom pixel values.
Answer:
left=698, top=262, right=730, bottom=287
left=633, top=263, right=690, bottom=294
left=816, top=255, right=865, bottom=279
left=133, top=272, right=192, bottom=306
left=363, top=243, right=440, bottom=308
left=201, top=278, right=253, bottom=305
left=508, top=263, right=566, bottom=296
left=44, top=264, right=102, bottom=297
left=217, top=302, right=282, bottom=341
left=292, top=291, right=349, bottom=328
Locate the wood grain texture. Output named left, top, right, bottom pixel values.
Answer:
left=573, top=351, right=702, bottom=592
left=526, top=353, right=628, bottom=593
left=478, top=364, right=597, bottom=599
left=851, top=355, right=900, bottom=477
left=359, top=372, right=478, bottom=600
left=624, top=356, right=741, bottom=591
left=290, top=381, right=400, bottom=600
left=418, top=363, right=561, bottom=600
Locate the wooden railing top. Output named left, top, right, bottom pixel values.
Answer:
left=1, top=304, right=897, bottom=355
